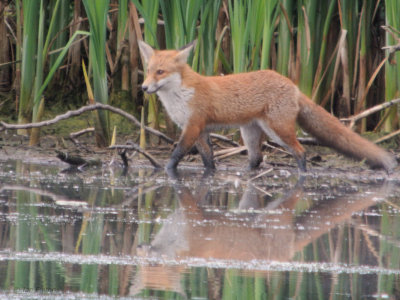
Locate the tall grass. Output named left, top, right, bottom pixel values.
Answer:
left=0, top=1, right=11, bottom=92
left=48, top=0, right=69, bottom=72
left=160, top=0, right=201, bottom=49
left=227, top=0, right=250, bottom=73
left=82, top=0, right=110, bottom=147
left=196, top=0, right=221, bottom=75
left=276, top=0, right=294, bottom=77
left=131, top=0, right=160, bottom=135
left=227, top=0, right=280, bottom=73
left=355, top=0, right=374, bottom=132
left=311, top=0, right=336, bottom=102
left=383, top=0, right=400, bottom=131
left=0, top=0, right=397, bottom=144
left=117, top=0, right=129, bottom=91
left=17, top=0, right=40, bottom=134
left=17, top=0, right=89, bottom=144
left=296, top=0, right=318, bottom=96
left=160, top=0, right=220, bottom=75
left=31, top=15, right=89, bottom=144
left=260, top=0, right=280, bottom=70
left=339, top=0, right=359, bottom=115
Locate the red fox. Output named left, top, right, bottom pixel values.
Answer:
left=138, top=40, right=397, bottom=173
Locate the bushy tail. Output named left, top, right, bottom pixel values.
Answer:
left=297, top=94, right=397, bottom=172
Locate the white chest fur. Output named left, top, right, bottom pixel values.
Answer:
left=156, top=73, right=194, bottom=128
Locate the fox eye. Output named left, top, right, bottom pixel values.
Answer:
left=156, top=69, right=164, bottom=75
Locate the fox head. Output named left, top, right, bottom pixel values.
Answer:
left=138, top=40, right=196, bottom=94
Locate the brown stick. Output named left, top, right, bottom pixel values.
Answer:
left=341, top=98, right=400, bottom=129
left=214, top=146, right=247, bottom=160
left=382, top=44, right=400, bottom=53
left=381, top=25, right=400, bottom=53
left=210, top=133, right=240, bottom=147
left=70, top=127, right=94, bottom=139
left=0, top=103, right=174, bottom=144
left=374, top=129, right=400, bottom=144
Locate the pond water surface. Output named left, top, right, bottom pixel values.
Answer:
left=0, top=159, right=400, bottom=299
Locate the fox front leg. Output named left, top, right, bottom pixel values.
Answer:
left=166, top=122, right=205, bottom=170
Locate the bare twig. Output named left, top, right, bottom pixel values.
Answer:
left=374, top=129, right=400, bottom=144
left=214, top=146, right=247, bottom=159
left=210, top=133, right=240, bottom=147
left=0, top=103, right=174, bottom=144
left=381, top=25, right=400, bottom=53
left=70, top=127, right=94, bottom=139
left=341, top=98, right=400, bottom=129
left=0, top=60, right=21, bottom=69
left=382, top=44, right=400, bottom=53
left=381, top=26, right=400, bottom=63
left=109, top=142, right=162, bottom=169
left=263, top=141, right=291, bottom=156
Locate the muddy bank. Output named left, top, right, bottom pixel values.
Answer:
left=0, top=126, right=398, bottom=183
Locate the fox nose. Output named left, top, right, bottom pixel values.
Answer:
left=142, top=85, right=148, bottom=92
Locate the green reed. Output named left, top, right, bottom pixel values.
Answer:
left=383, top=0, right=400, bottom=132
left=17, top=0, right=89, bottom=145
left=260, top=0, right=279, bottom=70
left=83, top=0, right=111, bottom=147
left=160, top=0, right=202, bottom=49
left=3, top=0, right=398, bottom=145
left=276, top=0, right=294, bottom=77
left=17, top=0, right=40, bottom=134
left=117, top=0, right=129, bottom=92
left=227, top=0, right=250, bottom=73
left=131, top=0, right=160, bottom=134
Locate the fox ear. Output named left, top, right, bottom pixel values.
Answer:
left=138, top=40, right=154, bottom=64
left=175, top=40, right=197, bottom=63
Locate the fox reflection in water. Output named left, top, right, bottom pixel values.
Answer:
left=130, top=176, right=391, bottom=295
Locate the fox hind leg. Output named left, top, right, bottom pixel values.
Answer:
left=195, top=132, right=215, bottom=169
left=240, top=122, right=264, bottom=169
left=257, top=119, right=306, bottom=172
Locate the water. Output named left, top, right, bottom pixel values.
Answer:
left=0, top=159, right=399, bottom=299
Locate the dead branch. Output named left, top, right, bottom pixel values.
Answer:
left=109, top=142, right=162, bottom=169
left=214, top=146, right=247, bottom=160
left=341, top=98, right=400, bottom=129
left=382, top=44, right=400, bottom=53
left=70, top=127, right=94, bottom=139
left=210, top=133, right=240, bottom=147
left=381, top=26, right=400, bottom=64
left=374, top=129, right=400, bottom=144
left=0, top=103, right=174, bottom=144
left=382, top=25, right=400, bottom=53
